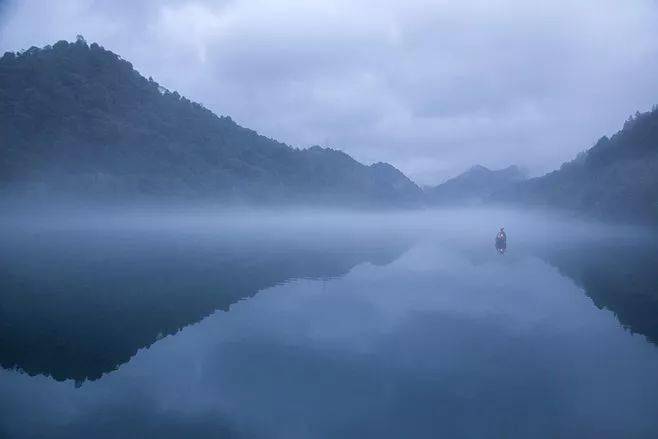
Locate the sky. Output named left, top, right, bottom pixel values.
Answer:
left=1, top=0, right=658, bottom=185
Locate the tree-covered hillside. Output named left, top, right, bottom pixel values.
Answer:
left=0, top=38, right=422, bottom=206
left=496, top=108, right=658, bottom=223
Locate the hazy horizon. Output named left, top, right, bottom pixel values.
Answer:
left=2, top=0, right=658, bottom=184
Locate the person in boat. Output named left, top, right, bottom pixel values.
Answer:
left=495, top=227, right=507, bottom=253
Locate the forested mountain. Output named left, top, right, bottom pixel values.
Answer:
left=496, top=108, right=658, bottom=223
left=426, top=164, right=526, bottom=205
left=3, top=39, right=656, bottom=219
left=0, top=38, right=423, bottom=206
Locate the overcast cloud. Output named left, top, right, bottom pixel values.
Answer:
left=1, top=0, right=658, bottom=184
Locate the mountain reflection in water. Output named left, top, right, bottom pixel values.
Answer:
left=1, top=210, right=658, bottom=439
left=541, top=238, right=658, bottom=345
left=0, top=222, right=412, bottom=382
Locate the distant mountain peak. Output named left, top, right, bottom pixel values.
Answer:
left=426, top=164, right=527, bottom=206
left=369, top=162, right=397, bottom=171
left=467, top=164, right=490, bottom=173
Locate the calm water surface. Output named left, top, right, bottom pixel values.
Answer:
left=1, top=209, right=657, bottom=438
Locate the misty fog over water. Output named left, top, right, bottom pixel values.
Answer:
left=1, top=208, right=658, bottom=438
left=2, top=0, right=658, bottom=436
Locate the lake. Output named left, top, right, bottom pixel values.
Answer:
left=1, top=208, right=658, bottom=438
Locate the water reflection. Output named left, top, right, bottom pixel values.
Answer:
left=0, top=227, right=411, bottom=382
left=541, top=237, right=658, bottom=345
left=1, top=212, right=658, bottom=438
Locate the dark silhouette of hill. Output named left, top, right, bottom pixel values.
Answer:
left=426, top=165, right=526, bottom=205
left=541, top=238, right=658, bottom=345
left=0, top=226, right=411, bottom=383
left=495, top=108, right=658, bottom=223
left=0, top=37, right=422, bottom=206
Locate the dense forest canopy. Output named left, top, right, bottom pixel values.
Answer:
left=495, top=107, right=658, bottom=224
left=0, top=37, right=423, bottom=206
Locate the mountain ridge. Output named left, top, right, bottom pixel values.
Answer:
left=426, top=164, right=527, bottom=206
left=1, top=38, right=656, bottom=222
left=0, top=38, right=423, bottom=207
left=494, top=108, right=658, bottom=223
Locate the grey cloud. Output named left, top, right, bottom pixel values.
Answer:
left=1, top=0, right=658, bottom=184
